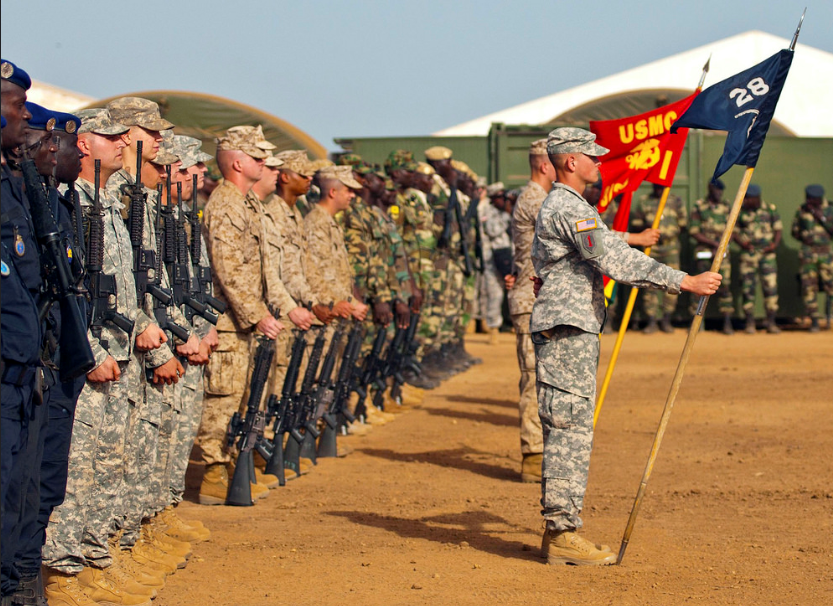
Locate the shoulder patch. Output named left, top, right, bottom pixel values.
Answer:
left=575, top=218, right=597, bottom=232
left=579, top=230, right=605, bottom=260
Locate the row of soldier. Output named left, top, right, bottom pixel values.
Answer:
left=1, top=56, right=493, bottom=606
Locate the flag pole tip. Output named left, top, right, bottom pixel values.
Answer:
left=790, top=8, right=806, bottom=51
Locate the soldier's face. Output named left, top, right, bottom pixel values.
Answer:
left=54, top=132, right=82, bottom=184
left=806, top=195, right=822, bottom=207
left=240, top=154, right=264, bottom=182
left=332, top=181, right=354, bottom=211
left=743, top=195, right=761, bottom=208
left=0, top=84, right=31, bottom=149
left=129, top=126, right=164, bottom=161
left=23, top=128, right=57, bottom=176
left=577, top=153, right=601, bottom=185
left=80, top=133, right=126, bottom=172
left=708, top=184, right=724, bottom=200
left=258, top=166, right=279, bottom=193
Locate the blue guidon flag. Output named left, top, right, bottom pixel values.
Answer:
left=671, top=49, right=793, bottom=182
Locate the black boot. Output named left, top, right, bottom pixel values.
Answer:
left=765, top=312, right=781, bottom=334
left=643, top=317, right=658, bottom=334
left=744, top=313, right=756, bottom=334
left=660, top=313, right=674, bottom=333
left=722, top=313, right=734, bottom=335
left=809, top=317, right=820, bottom=333
left=9, top=573, right=48, bottom=606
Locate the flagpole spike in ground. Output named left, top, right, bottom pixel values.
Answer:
left=790, top=8, right=806, bottom=51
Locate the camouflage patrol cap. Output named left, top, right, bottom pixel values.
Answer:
left=384, top=149, right=418, bottom=174
left=175, top=135, right=213, bottom=169
left=529, top=138, right=548, bottom=155
left=264, top=152, right=284, bottom=168
left=151, top=135, right=180, bottom=166
left=317, top=165, right=362, bottom=190
left=424, top=146, right=453, bottom=161
left=275, top=150, right=316, bottom=176
left=486, top=182, right=505, bottom=197
left=77, top=108, right=130, bottom=136
left=351, top=161, right=375, bottom=176
left=384, top=178, right=396, bottom=191
left=216, top=125, right=275, bottom=159
left=308, top=158, right=335, bottom=172
left=546, top=127, right=609, bottom=156
left=338, top=153, right=363, bottom=167
left=106, top=97, right=174, bottom=132
left=415, top=161, right=435, bottom=175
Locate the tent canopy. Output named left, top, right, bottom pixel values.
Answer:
left=436, top=31, right=833, bottom=137
left=82, top=90, right=327, bottom=159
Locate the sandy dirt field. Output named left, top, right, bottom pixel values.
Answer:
left=159, top=328, right=832, bottom=606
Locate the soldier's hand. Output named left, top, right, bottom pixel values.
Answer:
left=630, top=228, right=661, bottom=247
left=176, top=334, right=201, bottom=357
left=312, top=304, right=334, bottom=324
left=504, top=274, right=516, bottom=290
left=187, top=339, right=211, bottom=366
left=87, top=355, right=121, bottom=383
left=351, top=301, right=369, bottom=322
left=373, top=301, right=393, bottom=326
left=532, top=276, right=543, bottom=298
left=332, top=300, right=353, bottom=319
left=256, top=314, right=284, bottom=339
left=135, top=323, right=168, bottom=351
left=204, top=327, right=219, bottom=352
left=288, top=306, right=314, bottom=331
left=681, top=271, right=722, bottom=296
left=409, top=287, right=423, bottom=312
left=153, top=357, right=184, bottom=385
left=394, top=299, right=411, bottom=329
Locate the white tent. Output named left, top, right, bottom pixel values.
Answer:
left=26, top=80, right=94, bottom=113
left=435, top=31, right=833, bottom=137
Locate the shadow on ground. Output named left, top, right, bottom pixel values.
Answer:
left=359, top=446, right=518, bottom=482
left=424, top=407, right=517, bottom=427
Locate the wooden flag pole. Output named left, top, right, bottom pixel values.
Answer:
left=615, top=166, right=755, bottom=565
left=594, top=186, right=671, bottom=428
left=595, top=57, right=710, bottom=429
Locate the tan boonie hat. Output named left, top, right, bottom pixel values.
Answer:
left=317, top=165, right=362, bottom=190
left=546, top=127, right=609, bottom=156
left=175, top=135, right=213, bottom=169
left=529, top=138, right=548, bottom=155
left=424, top=146, right=453, bottom=161
left=76, top=108, right=130, bottom=136
left=106, top=97, right=174, bottom=132
left=415, top=161, right=435, bottom=175
left=216, top=125, right=275, bottom=159
left=276, top=150, right=316, bottom=176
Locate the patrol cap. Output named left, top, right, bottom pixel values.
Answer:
left=1, top=59, right=31, bottom=90
left=264, top=152, right=284, bottom=168
left=486, top=182, right=505, bottom=197
left=24, top=102, right=56, bottom=132
left=317, top=165, right=362, bottom=190
left=52, top=111, right=81, bottom=135
left=351, top=161, right=376, bottom=176
left=216, top=125, right=275, bottom=159
left=175, top=135, right=213, bottom=169
left=546, top=127, right=609, bottom=156
left=338, top=152, right=363, bottom=167
left=529, top=138, right=548, bottom=155
left=106, top=97, right=174, bottom=132
left=77, top=108, right=130, bottom=136
left=415, top=161, right=434, bottom=175
left=276, top=150, right=316, bottom=176
left=805, top=184, right=825, bottom=198
left=711, top=178, right=726, bottom=190
left=424, top=146, right=452, bottom=161
left=385, top=149, right=417, bottom=173
left=308, top=158, right=335, bottom=172
left=151, top=135, right=180, bottom=166
left=746, top=184, right=762, bottom=197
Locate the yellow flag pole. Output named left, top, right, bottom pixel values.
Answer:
left=594, top=187, right=670, bottom=428
left=615, top=166, right=755, bottom=565
left=594, top=56, right=710, bottom=429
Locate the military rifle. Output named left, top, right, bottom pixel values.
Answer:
left=371, top=322, right=407, bottom=411
left=225, top=335, right=275, bottom=506
left=188, top=173, right=226, bottom=317
left=312, top=320, right=346, bottom=458
left=389, top=310, right=421, bottom=404
left=87, top=159, right=135, bottom=336
left=324, top=318, right=365, bottom=431
left=20, top=158, right=95, bottom=381
left=353, top=325, right=388, bottom=419
left=454, top=193, right=474, bottom=277
left=285, top=325, right=326, bottom=468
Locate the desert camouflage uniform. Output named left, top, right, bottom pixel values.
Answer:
left=508, top=180, right=548, bottom=456
left=689, top=196, right=733, bottom=314
left=791, top=199, right=833, bottom=318
left=736, top=201, right=782, bottom=314
left=531, top=182, right=685, bottom=531
left=631, top=192, right=687, bottom=319
left=43, top=179, right=147, bottom=572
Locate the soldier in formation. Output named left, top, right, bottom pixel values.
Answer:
left=791, top=184, right=833, bottom=332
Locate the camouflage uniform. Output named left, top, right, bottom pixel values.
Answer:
left=791, top=199, right=833, bottom=319
left=429, top=174, right=459, bottom=349
left=43, top=177, right=148, bottom=572
left=398, top=188, right=435, bottom=353
left=631, top=192, right=687, bottom=319
left=480, top=200, right=512, bottom=329
left=340, top=195, right=390, bottom=305
left=532, top=180, right=685, bottom=532
left=508, top=180, right=548, bottom=456
left=689, top=196, right=734, bottom=314
left=736, top=202, right=782, bottom=314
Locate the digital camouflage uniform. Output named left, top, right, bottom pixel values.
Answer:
left=531, top=182, right=685, bottom=531
left=43, top=178, right=148, bottom=572
left=736, top=201, right=782, bottom=314
left=791, top=199, right=833, bottom=319
left=631, top=192, right=687, bottom=319
left=480, top=200, right=512, bottom=329
left=508, top=180, right=548, bottom=456
left=689, top=196, right=734, bottom=314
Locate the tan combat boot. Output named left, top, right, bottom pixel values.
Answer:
left=345, top=420, right=372, bottom=436
left=142, top=526, right=192, bottom=559
left=130, top=539, right=183, bottom=574
left=488, top=327, right=500, bottom=345
left=542, top=529, right=616, bottom=566
left=113, top=550, right=166, bottom=590
left=400, top=384, right=424, bottom=401
left=520, top=453, right=543, bottom=483
left=158, top=507, right=210, bottom=542
left=198, top=463, right=229, bottom=506
left=102, top=563, right=157, bottom=600
left=77, top=567, right=152, bottom=605
left=43, top=570, right=100, bottom=606
left=254, top=467, right=281, bottom=489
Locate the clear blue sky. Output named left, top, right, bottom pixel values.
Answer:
left=2, top=0, right=828, bottom=150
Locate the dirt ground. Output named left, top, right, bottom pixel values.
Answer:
left=160, top=328, right=832, bottom=606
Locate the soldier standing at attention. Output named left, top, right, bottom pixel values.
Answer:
left=530, top=127, right=720, bottom=566
left=631, top=183, right=688, bottom=334
left=732, top=184, right=782, bottom=334
left=791, top=184, right=833, bottom=332
left=689, top=179, right=735, bottom=334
